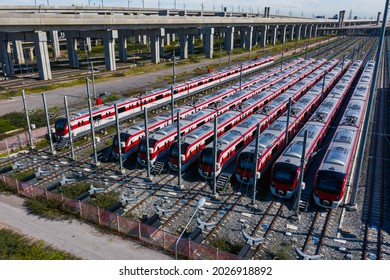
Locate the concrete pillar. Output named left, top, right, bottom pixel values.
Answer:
left=313, top=25, right=318, bottom=37
left=66, top=34, right=79, bottom=68
left=307, top=25, right=313, bottom=38
left=0, top=40, right=14, bottom=75
left=259, top=26, right=268, bottom=47
left=166, top=33, right=170, bottom=45
left=85, top=37, right=92, bottom=52
left=103, top=30, right=118, bottom=71
left=160, top=36, right=165, bottom=56
left=188, top=35, right=195, bottom=54
left=118, top=35, right=127, bottom=62
left=27, top=47, right=34, bottom=60
left=288, top=25, right=295, bottom=41
left=135, top=35, right=141, bottom=43
left=142, top=35, right=148, bottom=45
left=295, top=25, right=302, bottom=41
left=302, top=25, right=308, bottom=38
left=171, top=33, right=176, bottom=42
left=269, top=26, right=277, bottom=45
left=50, top=31, right=61, bottom=59
left=13, top=40, right=25, bottom=64
left=33, top=31, right=52, bottom=80
left=203, top=28, right=214, bottom=58
left=240, top=31, right=246, bottom=48
left=253, top=29, right=259, bottom=46
left=377, top=12, right=382, bottom=26
left=150, top=35, right=160, bottom=63
left=245, top=26, right=253, bottom=51
left=224, top=26, right=234, bottom=51
left=280, top=26, right=287, bottom=43
left=179, top=34, right=188, bottom=59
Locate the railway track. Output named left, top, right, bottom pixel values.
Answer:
left=361, top=52, right=388, bottom=260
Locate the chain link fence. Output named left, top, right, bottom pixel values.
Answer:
left=0, top=173, right=240, bottom=260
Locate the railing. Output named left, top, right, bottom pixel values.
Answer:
left=0, top=173, right=240, bottom=260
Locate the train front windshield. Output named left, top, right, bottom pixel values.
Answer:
left=55, top=118, right=67, bottom=133
left=199, top=148, right=215, bottom=166
left=139, top=138, right=157, bottom=153
left=316, top=171, right=344, bottom=194
left=238, top=153, right=255, bottom=171
left=272, top=163, right=297, bottom=184
left=169, top=143, right=188, bottom=158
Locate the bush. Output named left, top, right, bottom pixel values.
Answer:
left=90, top=192, right=118, bottom=209
left=0, top=228, right=78, bottom=260
left=211, top=238, right=243, bottom=255
left=59, top=181, right=91, bottom=198
left=24, top=196, right=67, bottom=220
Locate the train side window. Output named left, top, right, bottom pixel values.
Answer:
left=93, top=115, right=101, bottom=121
left=78, top=122, right=81, bottom=127
left=118, top=107, right=126, bottom=114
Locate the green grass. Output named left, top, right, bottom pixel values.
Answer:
left=210, top=238, right=244, bottom=255
left=90, top=191, right=118, bottom=209
left=10, top=170, right=35, bottom=181
left=59, top=181, right=91, bottom=198
left=0, top=181, right=16, bottom=194
left=24, top=196, right=68, bottom=221
left=0, top=228, right=79, bottom=260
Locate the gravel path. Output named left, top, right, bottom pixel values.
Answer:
left=0, top=194, right=172, bottom=260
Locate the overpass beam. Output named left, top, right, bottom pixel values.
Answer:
left=203, top=27, right=214, bottom=58
left=0, top=39, right=14, bottom=75
left=103, top=30, right=118, bottom=71
left=34, top=31, right=52, bottom=80
left=13, top=40, right=25, bottom=65
left=224, top=26, right=235, bottom=51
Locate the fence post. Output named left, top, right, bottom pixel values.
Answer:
left=188, top=239, right=191, bottom=260
left=217, top=248, right=219, bottom=260
left=45, top=189, right=48, bottom=200
left=163, top=231, right=166, bottom=250
left=14, top=178, right=19, bottom=193
left=138, top=222, right=142, bottom=241
left=117, top=213, right=120, bottom=233
left=79, top=200, right=82, bottom=218
left=61, top=194, right=64, bottom=210
left=97, top=207, right=101, bottom=225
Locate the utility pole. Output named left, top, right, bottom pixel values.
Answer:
left=171, top=86, right=175, bottom=124
left=177, top=111, right=182, bottom=188
left=213, top=116, right=218, bottom=196
left=144, top=108, right=151, bottom=180
left=86, top=78, right=99, bottom=166
left=285, top=98, right=292, bottom=145
left=172, top=50, right=176, bottom=85
left=252, top=123, right=260, bottom=205
left=293, top=130, right=307, bottom=221
left=64, top=96, right=75, bottom=161
left=239, top=64, right=243, bottom=91
left=22, top=90, right=34, bottom=149
left=115, top=103, right=124, bottom=173
left=42, top=93, right=55, bottom=155
left=321, top=70, right=328, bottom=100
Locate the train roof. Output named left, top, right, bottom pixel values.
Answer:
left=276, top=123, right=325, bottom=165
left=260, top=93, right=293, bottom=115
left=339, top=99, right=365, bottom=127
left=309, top=96, right=339, bottom=123
left=350, top=84, right=370, bottom=101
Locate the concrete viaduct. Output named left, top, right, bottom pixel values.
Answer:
left=0, top=6, right=379, bottom=80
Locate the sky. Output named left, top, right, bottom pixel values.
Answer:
left=0, top=0, right=385, bottom=19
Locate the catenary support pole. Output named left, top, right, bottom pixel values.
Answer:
left=86, top=78, right=99, bottom=166
left=115, top=103, right=124, bottom=173
left=144, top=108, right=151, bottom=179
left=42, top=93, right=55, bottom=154
left=213, top=116, right=218, bottom=196
left=293, top=130, right=307, bottom=220
left=64, top=96, right=75, bottom=161
left=252, top=123, right=260, bottom=205
left=22, top=90, right=34, bottom=149
left=177, top=111, right=182, bottom=188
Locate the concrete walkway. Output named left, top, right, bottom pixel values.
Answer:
left=0, top=194, right=172, bottom=260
